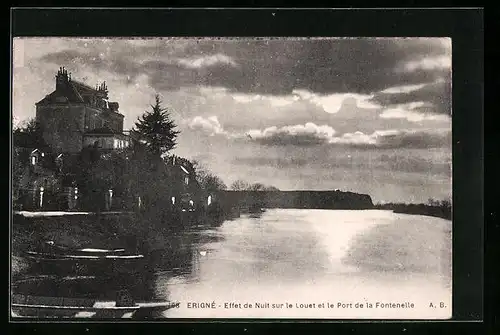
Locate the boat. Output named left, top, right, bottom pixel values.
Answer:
left=11, top=293, right=175, bottom=319
left=11, top=275, right=174, bottom=319
left=23, top=241, right=146, bottom=275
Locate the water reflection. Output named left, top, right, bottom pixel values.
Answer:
left=12, top=209, right=452, bottom=319
left=11, top=212, right=226, bottom=319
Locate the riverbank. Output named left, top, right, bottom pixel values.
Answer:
left=373, top=204, right=451, bottom=220
left=11, top=207, right=228, bottom=258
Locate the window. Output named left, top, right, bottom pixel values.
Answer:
left=184, top=177, right=189, bottom=185
left=114, top=139, right=119, bottom=149
left=31, top=156, right=36, bottom=165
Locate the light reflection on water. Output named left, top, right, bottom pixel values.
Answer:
left=13, top=209, right=452, bottom=319
left=156, top=209, right=452, bottom=319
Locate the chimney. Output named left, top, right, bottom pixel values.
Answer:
left=55, top=67, right=69, bottom=91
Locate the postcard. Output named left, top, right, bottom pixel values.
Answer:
left=11, top=36, right=452, bottom=320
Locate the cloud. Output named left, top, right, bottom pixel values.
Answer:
left=229, top=92, right=300, bottom=108
left=35, top=37, right=450, bottom=96
left=186, top=115, right=247, bottom=141
left=247, top=122, right=337, bottom=146
left=177, top=53, right=238, bottom=69
left=292, top=90, right=380, bottom=113
left=188, top=115, right=227, bottom=136
left=246, top=123, right=451, bottom=149
left=378, top=154, right=451, bottom=176
left=380, top=83, right=427, bottom=94
left=362, top=128, right=451, bottom=149
left=233, top=152, right=451, bottom=179
left=371, top=79, right=451, bottom=115
left=31, top=37, right=451, bottom=125
left=400, top=55, right=452, bottom=72
left=233, top=156, right=311, bottom=169
left=379, top=102, right=450, bottom=122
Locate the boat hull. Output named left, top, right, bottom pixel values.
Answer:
left=23, top=251, right=146, bottom=276
left=11, top=294, right=173, bottom=319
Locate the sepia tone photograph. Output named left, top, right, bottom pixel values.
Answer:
left=11, top=37, right=452, bottom=320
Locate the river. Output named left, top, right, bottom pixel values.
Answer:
left=12, top=209, right=452, bottom=319
left=152, top=209, right=452, bottom=319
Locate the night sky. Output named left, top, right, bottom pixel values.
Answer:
left=12, top=37, right=452, bottom=203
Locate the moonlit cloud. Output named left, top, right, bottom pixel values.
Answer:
left=231, top=93, right=300, bottom=107
left=292, top=90, right=380, bottom=114
left=188, top=115, right=227, bottom=136
left=371, top=79, right=451, bottom=116
left=380, top=83, right=427, bottom=94
left=177, top=53, right=238, bottom=69
left=400, top=55, right=452, bottom=72
left=247, top=122, right=337, bottom=146
left=378, top=101, right=450, bottom=123
left=332, top=128, right=450, bottom=149
left=246, top=124, right=450, bottom=149
left=380, top=108, right=450, bottom=123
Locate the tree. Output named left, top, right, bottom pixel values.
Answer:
left=133, top=95, right=180, bottom=159
left=200, top=173, right=227, bottom=192
left=263, top=185, right=280, bottom=191
left=230, top=179, right=279, bottom=191
left=191, top=160, right=227, bottom=191
left=248, top=183, right=266, bottom=191
left=230, top=179, right=250, bottom=191
left=13, top=118, right=49, bottom=150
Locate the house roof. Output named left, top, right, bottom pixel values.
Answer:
left=36, top=77, right=107, bottom=105
left=36, top=82, right=85, bottom=105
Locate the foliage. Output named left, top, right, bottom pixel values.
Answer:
left=230, top=179, right=279, bottom=191
left=263, top=185, right=280, bottom=191
left=133, top=95, right=180, bottom=159
left=191, top=160, right=227, bottom=192
left=13, top=118, right=49, bottom=150
left=374, top=198, right=451, bottom=220
left=230, top=179, right=250, bottom=191
left=427, top=197, right=451, bottom=208
left=12, top=150, right=26, bottom=203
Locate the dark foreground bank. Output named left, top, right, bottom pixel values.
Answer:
left=11, top=207, right=228, bottom=259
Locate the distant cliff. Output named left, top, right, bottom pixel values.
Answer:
left=215, top=190, right=374, bottom=211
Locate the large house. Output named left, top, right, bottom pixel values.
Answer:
left=35, top=67, right=130, bottom=153
left=14, top=67, right=203, bottom=213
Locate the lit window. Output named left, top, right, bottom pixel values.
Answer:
left=114, top=139, right=119, bottom=148
left=31, top=156, right=36, bottom=165
left=185, top=177, right=189, bottom=185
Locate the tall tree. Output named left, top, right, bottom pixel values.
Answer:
left=134, top=95, right=180, bottom=159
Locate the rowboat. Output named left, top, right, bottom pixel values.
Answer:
left=23, top=241, right=146, bottom=275
left=11, top=275, right=174, bottom=319
left=11, top=294, right=175, bottom=319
